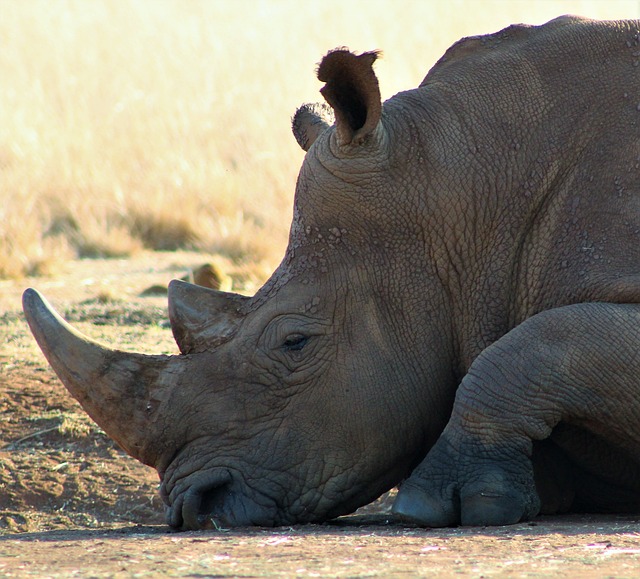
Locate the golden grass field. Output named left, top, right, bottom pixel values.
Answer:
left=1, top=0, right=638, bottom=285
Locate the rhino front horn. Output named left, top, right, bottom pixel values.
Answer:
left=22, top=288, right=185, bottom=468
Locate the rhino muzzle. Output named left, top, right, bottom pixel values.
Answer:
left=162, top=468, right=234, bottom=529
left=23, top=285, right=288, bottom=529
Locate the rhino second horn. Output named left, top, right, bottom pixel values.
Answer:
left=167, top=279, right=249, bottom=354
left=22, top=288, right=180, bottom=468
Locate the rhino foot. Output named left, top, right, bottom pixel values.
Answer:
left=392, top=482, right=459, bottom=527
left=392, top=433, right=540, bottom=527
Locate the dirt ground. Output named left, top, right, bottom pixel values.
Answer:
left=2, top=252, right=640, bottom=578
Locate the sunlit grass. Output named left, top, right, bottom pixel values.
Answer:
left=1, top=0, right=637, bottom=282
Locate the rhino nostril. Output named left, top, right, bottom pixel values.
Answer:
left=180, top=470, right=232, bottom=530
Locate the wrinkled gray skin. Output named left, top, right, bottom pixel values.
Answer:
left=23, top=15, right=640, bottom=529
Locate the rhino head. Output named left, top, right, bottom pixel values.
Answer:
left=23, top=49, right=457, bottom=529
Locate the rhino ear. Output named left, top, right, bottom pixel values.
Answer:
left=292, top=103, right=334, bottom=151
left=317, top=49, right=382, bottom=147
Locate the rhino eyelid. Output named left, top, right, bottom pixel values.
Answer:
left=281, top=334, right=309, bottom=352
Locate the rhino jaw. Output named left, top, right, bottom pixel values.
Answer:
left=22, top=288, right=185, bottom=468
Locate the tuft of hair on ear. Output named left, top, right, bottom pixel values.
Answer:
left=316, top=49, right=382, bottom=146
left=316, top=48, right=382, bottom=82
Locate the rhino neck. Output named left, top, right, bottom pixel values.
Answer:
left=385, top=90, right=570, bottom=368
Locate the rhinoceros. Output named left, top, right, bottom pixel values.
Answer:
left=23, top=15, right=640, bottom=529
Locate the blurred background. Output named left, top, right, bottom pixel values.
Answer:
left=1, top=0, right=638, bottom=286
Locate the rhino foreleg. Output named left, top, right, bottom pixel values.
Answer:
left=393, top=302, right=640, bottom=527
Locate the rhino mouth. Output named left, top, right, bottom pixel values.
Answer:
left=162, top=468, right=285, bottom=530
left=163, top=469, right=232, bottom=530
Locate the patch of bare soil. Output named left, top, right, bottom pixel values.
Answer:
left=1, top=253, right=640, bottom=577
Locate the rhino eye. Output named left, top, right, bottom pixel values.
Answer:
left=282, top=334, right=309, bottom=352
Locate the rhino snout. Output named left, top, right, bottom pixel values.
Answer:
left=163, top=469, right=234, bottom=530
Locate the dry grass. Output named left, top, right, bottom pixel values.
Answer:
left=1, top=0, right=637, bottom=282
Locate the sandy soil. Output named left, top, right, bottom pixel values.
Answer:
left=2, top=253, right=640, bottom=578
